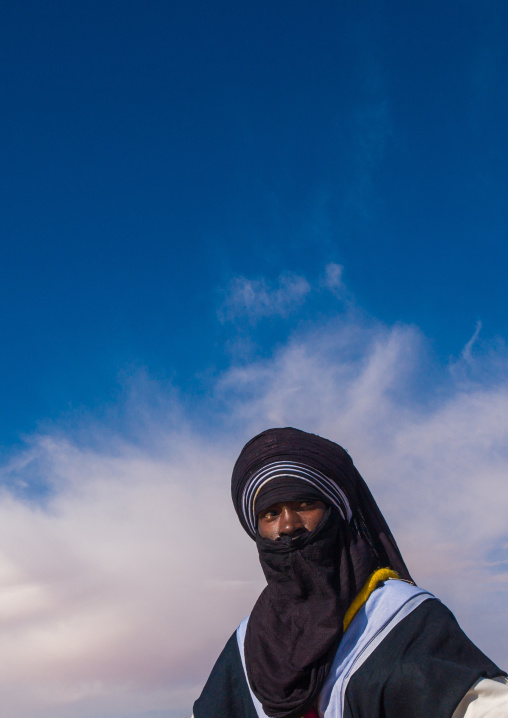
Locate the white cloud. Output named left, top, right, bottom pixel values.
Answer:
left=321, top=263, right=345, bottom=297
left=0, top=433, right=264, bottom=718
left=218, top=272, right=311, bottom=322
left=460, top=319, right=482, bottom=363
left=1, top=307, right=508, bottom=717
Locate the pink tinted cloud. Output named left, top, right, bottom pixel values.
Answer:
left=1, top=314, right=508, bottom=717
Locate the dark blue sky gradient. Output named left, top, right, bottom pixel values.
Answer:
left=1, top=0, right=507, bottom=445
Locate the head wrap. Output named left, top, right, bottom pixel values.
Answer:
left=231, top=427, right=411, bottom=718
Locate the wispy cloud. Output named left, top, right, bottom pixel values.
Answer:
left=461, top=319, right=482, bottom=363
left=321, top=262, right=345, bottom=297
left=218, top=272, right=311, bottom=323
left=1, top=281, right=508, bottom=718
left=218, top=264, right=349, bottom=330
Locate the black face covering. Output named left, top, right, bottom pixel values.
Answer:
left=231, top=428, right=411, bottom=718
left=247, top=507, right=344, bottom=717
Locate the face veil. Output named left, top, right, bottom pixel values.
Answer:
left=231, top=427, right=411, bottom=718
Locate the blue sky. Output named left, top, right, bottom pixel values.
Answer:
left=2, top=0, right=507, bottom=447
left=1, top=2, right=508, bottom=717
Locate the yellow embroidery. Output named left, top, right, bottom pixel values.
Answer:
left=342, top=567, right=399, bottom=633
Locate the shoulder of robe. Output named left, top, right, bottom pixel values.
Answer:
left=193, top=632, right=258, bottom=718
left=344, top=598, right=506, bottom=718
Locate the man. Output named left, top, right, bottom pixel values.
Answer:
left=193, top=427, right=508, bottom=717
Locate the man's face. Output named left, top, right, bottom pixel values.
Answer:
left=257, top=500, right=327, bottom=540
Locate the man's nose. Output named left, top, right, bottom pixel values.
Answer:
left=278, top=507, right=304, bottom=537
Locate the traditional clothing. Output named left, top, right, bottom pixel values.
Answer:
left=193, top=428, right=507, bottom=718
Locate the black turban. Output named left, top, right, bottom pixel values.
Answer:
left=231, top=427, right=411, bottom=718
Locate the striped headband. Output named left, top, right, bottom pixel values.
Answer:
left=241, top=460, right=353, bottom=537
